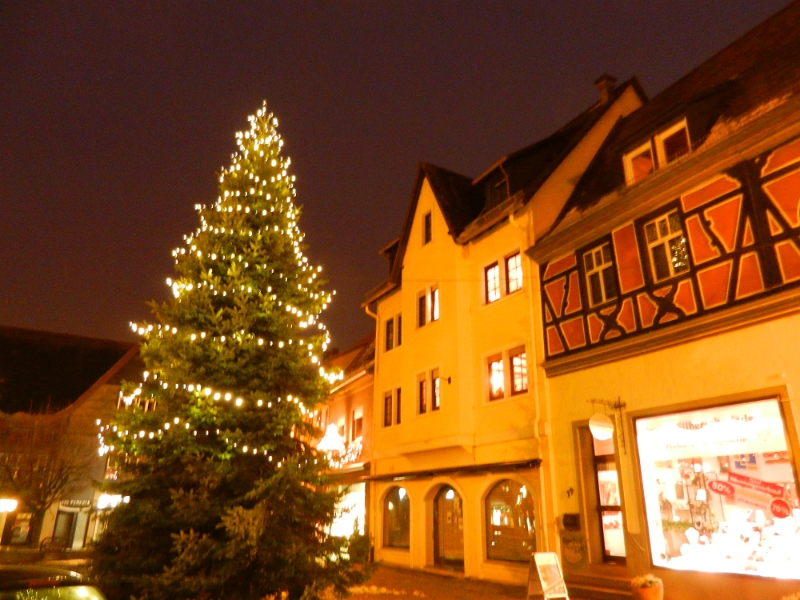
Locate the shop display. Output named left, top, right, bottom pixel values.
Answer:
left=636, top=398, right=800, bottom=579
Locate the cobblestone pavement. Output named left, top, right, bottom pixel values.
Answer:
left=349, top=564, right=527, bottom=600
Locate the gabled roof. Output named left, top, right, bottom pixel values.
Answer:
left=364, top=80, right=645, bottom=306
left=0, top=326, right=135, bottom=414
left=554, top=0, right=800, bottom=230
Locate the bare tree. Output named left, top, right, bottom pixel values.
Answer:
left=0, top=415, right=95, bottom=548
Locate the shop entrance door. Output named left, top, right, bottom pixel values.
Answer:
left=433, top=485, right=464, bottom=571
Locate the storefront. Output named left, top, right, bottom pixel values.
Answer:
left=634, top=398, right=800, bottom=580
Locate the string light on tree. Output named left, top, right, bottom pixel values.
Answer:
left=92, top=101, right=368, bottom=600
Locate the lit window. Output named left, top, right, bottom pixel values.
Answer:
left=584, top=243, right=619, bottom=306
left=395, top=388, right=402, bottom=425
left=485, top=263, right=501, bottom=303
left=488, top=354, right=504, bottom=401
left=485, top=480, right=536, bottom=562
left=423, top=212, right=432, bottom=245
left=656, top=121, right=691, bottom=165
left=505, top=252, right=523, bottom=294
left=592, top=433, right=625, bottom=561
left=385, top=319, right=394, bottom=352
left=384, top=487, right=410, bottom=548
left=644, top=210, right=689, bottom=282
left=429, top=286, right=440, bottom=322
left=418, top=375, right=427, bottom=414
left=624, top=142, right=655, bottom=185
left=431, top=369, right=440, bottom=411
left=383, top=392, right=392, bottom=427
left=510, top=348, right=528, bottom=395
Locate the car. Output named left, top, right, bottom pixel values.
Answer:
left=0, top=565, right=106, bottom=599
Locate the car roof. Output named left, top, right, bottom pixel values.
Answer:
left=0, top=565, right=85, bottom=590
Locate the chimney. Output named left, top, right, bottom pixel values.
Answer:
left=594, top=73, right=618, bottom=105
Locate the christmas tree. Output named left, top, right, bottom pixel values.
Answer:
left=92, top=102, right=367, bottom=600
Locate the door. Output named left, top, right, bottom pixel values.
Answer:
left=433, top=485, right=464, bottom=570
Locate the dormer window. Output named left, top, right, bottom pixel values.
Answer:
left=623, top=142, right=655, bottom=185
left=656, top=121, right=691, bottom=166
left=486, top=175, right=507, bottom=208
left=623, top=120, right=691, bottom=185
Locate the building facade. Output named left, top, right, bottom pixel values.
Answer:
left=527, top=5, right=800, bottom=599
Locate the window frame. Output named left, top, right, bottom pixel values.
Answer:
left=423, top=212, right=432, bottom=245
left=385, top=318, right=394, bottom=352
left=488, top=354, right=505, bottom=401
left=417, top=293, right=427, bottom=328
left=383, top=486, right=411, bottom=549
left=485, top=262, right=501, bottom=304
left=351, top=407, right=363, bottom=441
left=643, top=209, right=690, bottom=283
left=623, top=140, right=656, bottom=185
left=505, top=252, right=523, bottom=295
left=383, top=391, right=393, bottom=427
left=431, top=368, right=441, bottom=411
left=395, top=387, right=402, bottom=425
left=396, top=315, right=402, bottom=346
left=429, top=285, right=440, bottom=323
left=509, top=347, right=528, bottom=396
left=417, top=374, right=427, bottom=415
left=583, top=242, right=619, bottom=307
left=654, top=120, right=691, bottom=167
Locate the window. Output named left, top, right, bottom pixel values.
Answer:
left=431, top=369, right=440, bottom=411
left=583, top=243, right=619, bottom=306
left=635, top=398, right=798, bottom=578
left=397, top=315, right=402, bottom=346
left=656, top=121, right=690, bottom=165
left=383, top=486, right=410, bottom=548
left=429, top=286, right=440, bottom=322
left=486, top=480, right=536, bottom=562
left=383, top=392, right=393, bottom=427
left=385, top=319, right=394, bottom=352
left=505, top=252, right=523, bottom=294
left=337, top=417, right=345, bottom=439
left=418, top=375, right=427, bottom=414
left=644, top=210, right=689, bottom=282
left=351, top=407, right=363, bottom=440
left=395, top=388, right=402, bottom=425
left=417, top=293, right=427, bottom=328
left=592, top=433, right=626, bottom=562
left=488, top=354, right=504, bottom=401
left=509, top=348, right=528, bottom=395
left=485, top=262, right=501, bottom=304
left=624, top=141, right=655, bottom=185
left=486, top=175, right=507, bottom=208
left=423, top=212, right=432, bottom=245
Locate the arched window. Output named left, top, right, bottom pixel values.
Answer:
left=485, top=479, right=535, bottom=561
left=383, top=486, right=410, bottom=548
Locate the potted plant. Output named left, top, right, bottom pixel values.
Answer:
left=630, top=574, right=663, bottom=600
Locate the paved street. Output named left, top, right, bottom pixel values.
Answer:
left=350, top=564, right=527, bottom=600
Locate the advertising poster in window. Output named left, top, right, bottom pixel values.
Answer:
left=635, top=399, right=800, bottom=579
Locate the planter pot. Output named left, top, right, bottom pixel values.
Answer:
left=631, top=582, right=663, bottom=600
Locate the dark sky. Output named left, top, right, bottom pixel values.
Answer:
left=0, top=1, right=793, bottom=351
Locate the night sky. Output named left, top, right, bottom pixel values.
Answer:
left=1, top=1, right=793, bottom=351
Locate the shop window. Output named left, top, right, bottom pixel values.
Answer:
left=395, top=388, right=402, bottom=424
left=506, top=252, right=523, bottom=294
left=656, top=121, right=691, bottom=166
left=351, top=407, right=363, bottom=440
left=384, top=486, right=410, bottom=548
left=584, top=243, right=619, bottom=306
left=592, top=434, right=626, bottom=562
left=431, top=369, right=441, bottom=411
left=418, top=374, right=427, bottom=414
left=635, top=398, right=799, bottom=578
left=488, top=354, right=504, bottom=401
left=383, top=392, right=393, bottom=427
left=644, top=210, right=689, bottom=282
left=385, top=319, right=394, bottom=352
left=485, top=479, right=536, bottom=562
left=485, top=262, right=501, bottom=304
left=624, top=142, right=655, bottom=185
left=423, top=212, right=432, bottom=245
left=510, top=347, right=528, bottom=395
